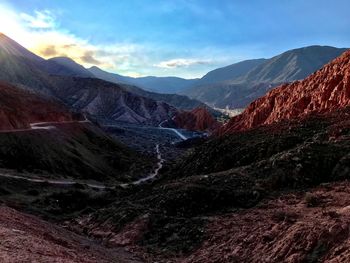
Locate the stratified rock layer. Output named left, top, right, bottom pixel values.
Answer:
left=220, top=49, right=350, bottom=134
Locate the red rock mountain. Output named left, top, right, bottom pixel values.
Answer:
left=173, top=107, right=220, bottom=131
left=0, top=81, right=74, bottom=131
left=220, top=49, right=350, bottom=134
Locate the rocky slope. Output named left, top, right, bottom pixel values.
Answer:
left=0, top=205, right=141, bottom=263
left=47, top=76, right=177, bottom=125
left=173, top=107, right=220, bottom=131
left=185, top=46, right=348, bottom=108
left=220, top=49, right=350, bottom=134
left=183, top=181, right=350, bottom=263
left=0, top=81, right=74, bottom=130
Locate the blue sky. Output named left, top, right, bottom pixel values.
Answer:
left=1, top=0, right=350, bottom=78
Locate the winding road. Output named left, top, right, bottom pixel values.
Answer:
left=0, top=118, right=187, bottom=189
left=0, top=118, right=90, bottom=133
left=0, top=144, right=164, bottom=190
left=158, top=120, right=187, bottom=140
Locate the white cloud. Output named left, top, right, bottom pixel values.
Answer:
left=0, top=3, right=146, bottom=75
left=154, top=58, right=211, bottom=68
left=0, top=2, right=229, bottom=78
left=20, top=10, right=56, bottom=29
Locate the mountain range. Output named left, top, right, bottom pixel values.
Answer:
left=88, top=66, right=212, bottom=112
left=219, top=49, right=350, bottom=134
left=183, top=45, right=348, bottom=108
left=89, top=65, right=197, bottom=94
left=61, top=41, right=347, bottom=112
left=0, top=34, right=182, bottom=125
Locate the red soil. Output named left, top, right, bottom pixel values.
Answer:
left=183, top=182, right=350, bottom=263
left=0, top=81, right=74, bottom=131
left=0, top=206, right=141, bottom=263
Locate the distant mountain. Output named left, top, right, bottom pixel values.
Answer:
left=196, top=59, right=267, bottom=86
left=184, top=46, right=348, bottom=109
left=47, top=76, right=177, bottom=125
left=0, top=34, right=177, bottom=125
left=241, top=46, right=347, bottom=83
left=131, top=76, right=198, bottom=94
left=89, top=66, right=212, bottom=111
left=219, top=49, right=350, bottom=134
left=45, top=57, right=94, bottom=77
left=89, top=66, right=197, bottom=94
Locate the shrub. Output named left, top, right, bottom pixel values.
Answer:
left=304, top=193, right=321, bottom=207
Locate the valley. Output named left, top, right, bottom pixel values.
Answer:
left=0, top=2, right=349, bottom=261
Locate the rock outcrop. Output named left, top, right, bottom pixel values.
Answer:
left=173, top=107, right=220, bottom=131
left=220, top=49, right=350, bottom=134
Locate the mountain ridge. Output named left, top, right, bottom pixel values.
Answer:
left=0, top=34, right=178, bottom=125
left=219, top=49, right=350, bottom=134
left=184, top=45, right=348, bottom=109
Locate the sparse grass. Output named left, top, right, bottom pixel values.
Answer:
left=272, top=210, right=299, bottom=223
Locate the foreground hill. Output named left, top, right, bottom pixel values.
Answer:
left=220, top=49, right=350, bottom=134
left=0, top=206, right=141, bottom=263
left=184, top=180, right=350, bottom=263
left=185, top=46, right=348, bottom=108
left=0, top=81, right=152, bottom=182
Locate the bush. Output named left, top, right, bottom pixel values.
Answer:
left=304, top=193, right=321, bottom=207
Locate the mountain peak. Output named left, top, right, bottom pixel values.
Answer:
left=0, top=33, right=43, bottom=61
left=47, top=56, right=93, bottom=77
left=50, top=56, right=76, bottom=63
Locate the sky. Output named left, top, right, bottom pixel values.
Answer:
left=0, top=0, right=349, bottom=78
